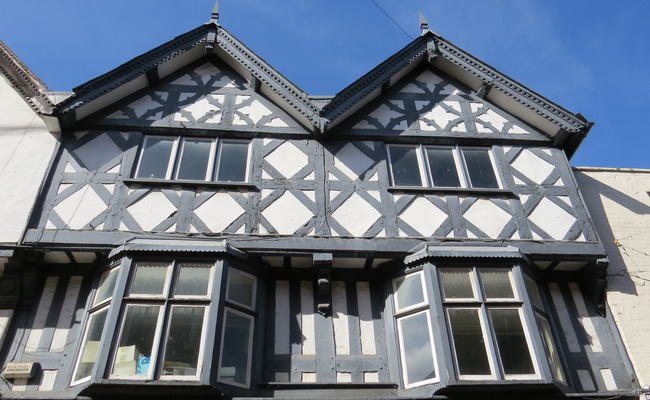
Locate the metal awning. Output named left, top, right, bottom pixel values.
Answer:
left=405, top=243, right=523, bottom=264
left=109, top=238, right=247, bottom=259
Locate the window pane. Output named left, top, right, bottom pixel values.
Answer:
left=175, top=263, right=212, bottom=297
left=94, top=267, right=119, bottom=306
left=425, top=147, right=461, bottom=187
left=136, top=137, right=174, bottom=179
left=462, top=149, right=499, bottom=188
left=162, top=307, right=205, bottom=377
left=226, top=268, right=256, bottom=308
left=130, top=262, right=171, bottom=296
left=388, top=145, right=422, bottom=186
left=398, top=312, right=436, bottom=384
left=525, top=275, right=544, bottom=309
left=480, top=270, right=515, bottom=299
left=440, top=269, right=475, bottom=300
left=215, top=141, right=249, bottom=182
left=489, top=308, right=535, bottom=375
left=112, top=305, right=161, bottom=376
left=537, top=314, right=565, bottom=382
left=448, top=308, right=491, bottom=376
left=393, top=273, right=426, bottom=312
left=219, top=309, right=253, bottom=386
left=176, top=139, right=212, bottom=180
left=74, top=308, right=108, bottom=382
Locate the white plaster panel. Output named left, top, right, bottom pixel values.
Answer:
left=0, top=77, right=56, bottom=243
left=262, top=191, right=313, bottom=234
left=357, top=282, right=376, bottom=355
left=73, top=132, right=122, bottom=171
left=301, top=281, right=316, bottom=355
left=336, top=372, right=352, bottom=382
left=233, top=97, right=288, bottom=127
left=265, top=142, right=308, bottom=178
left=126, top=190, right=176, bottom=231
left=25, top=276, right=59, bottom=352
left=174, top=95, right=223, bottom=123
left=53, top=185, right=106, bottom=230
left=528, top=197, right=576, bottom=240
left=511, top=149, right=555, bottom=185
left=194, top=191, right=245, bottom=233
left=418, top=101, right=464, bottom=131
left=399, top=197, right=447, bottom=237
left=0, top=310, right=13, bottom=352
left=50, top=276, right=82, bottom=352
left=354, top=101, right=407, bottom=130
left=333, top=143, right=374, bottom=180
left=332, top=281, right=350, bottom=355
left=38, top=370, right=57, bottom=391
left=364, top=372, right=380, bottom=383
left=332, top=193, right=380, bottom=237
left=569, top=283, right=602, bottom=352
left=463, top=198, right=511, bottom=238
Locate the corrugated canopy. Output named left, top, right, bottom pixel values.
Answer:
left=404, top=243, right=522, bottom=265
left=109, top=238, right=247, bottom=259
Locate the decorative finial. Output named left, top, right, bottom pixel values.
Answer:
left=420, top=12, right=429, bottom=35
left=211, top=1, right=219, bottom=24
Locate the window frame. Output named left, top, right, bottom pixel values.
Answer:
left=386, top=144, right=502, bottom=190
left=108, top=260, right=214, bottom=381
left=438, top=266, right=541, bottom=381
left=71, top=264, right=121, bottom=386
left=133, top=135, right=250, bottom=183
left=391, top=270, right=440, bottom=388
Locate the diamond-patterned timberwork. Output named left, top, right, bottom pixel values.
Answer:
left=92, top=61, right=302, bottom=133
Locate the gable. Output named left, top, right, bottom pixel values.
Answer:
left=340, top=66, right=551, bottom=143
left=81, top=59, right=308, bottom=134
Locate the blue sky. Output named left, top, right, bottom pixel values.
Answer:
left=1, top=1, right=648, bottom=168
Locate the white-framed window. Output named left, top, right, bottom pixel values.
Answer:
left=71, top=265, right=120, bottom=385
left=217, top=268, right=257, bottom=388
left=439, top=267, right=540, bottom=381
left=392, top=270, right=439, bottom=388
left=386, top=144, right=501, bottom=189
left=134, top=136, right=250, bottom=182
left=524, top=275, right=566, bottom=383
left=109, top=261, right=213, bottom=381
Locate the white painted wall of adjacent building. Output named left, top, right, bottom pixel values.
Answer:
left=0, top=74, right=58, bottom=244
left=575, top=167, right=650, bottom=387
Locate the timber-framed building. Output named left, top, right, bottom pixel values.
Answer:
left=0, top=9, right=640, bottom=400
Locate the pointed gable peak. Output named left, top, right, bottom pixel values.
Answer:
left=210, top=1, right=219, bottom=24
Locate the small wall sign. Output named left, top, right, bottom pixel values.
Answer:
left=3, top=362, right=40, bottom=379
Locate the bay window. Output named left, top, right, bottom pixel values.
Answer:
left=72, top=254, right=259, bottom=389
left=110, top=261, right=212, bottom=380
left=134, top=136, right=250, bottom=182
left=387, top=144, right=500, bottom=189
left=391, top=262, right=564, bottom=388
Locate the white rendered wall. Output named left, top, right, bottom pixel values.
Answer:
left=574, top=168, right=650, bottom=386
left=0, top=74, right=57, bottom=243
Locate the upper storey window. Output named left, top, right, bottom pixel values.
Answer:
left=134, top=136, right=250, bottom=182
left=387, top=145, right=500, bottom=189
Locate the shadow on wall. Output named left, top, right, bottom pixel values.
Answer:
left=574, top=171, right=650, bottom=297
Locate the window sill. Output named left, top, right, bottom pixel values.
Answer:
left=123, top=178, right=258, bottom=190
left=262, top=382, right=398, bottom=389
left=388, top=186, right=516, bottom=197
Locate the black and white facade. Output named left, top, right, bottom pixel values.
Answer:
left=0, top=14, right=640, bottom=400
